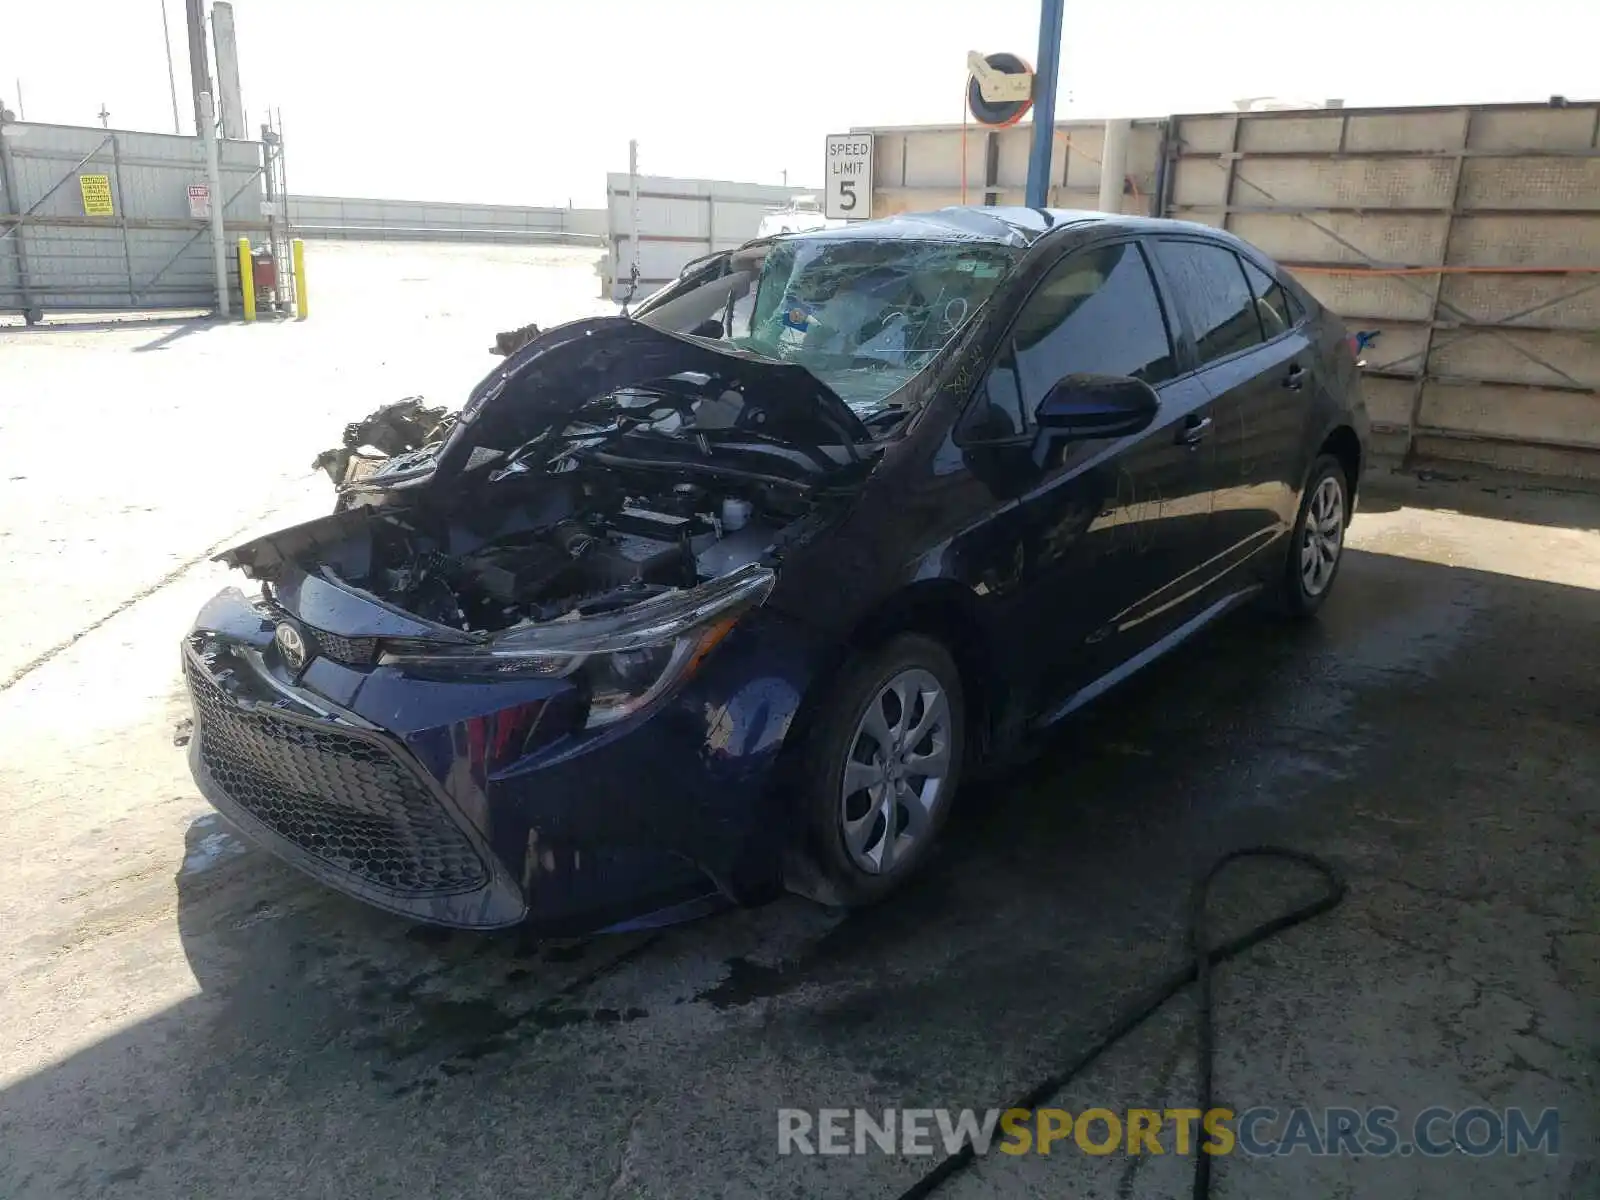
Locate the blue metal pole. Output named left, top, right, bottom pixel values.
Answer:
left=1026, top=0, right=1065, bottom=209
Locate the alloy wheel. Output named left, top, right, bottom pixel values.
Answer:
left=1300, top=474, right=1345, bottom=597
left=839, top=667, right=953, bottom=875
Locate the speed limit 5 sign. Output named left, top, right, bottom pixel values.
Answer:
left=824, top=133, right=873, bottom=220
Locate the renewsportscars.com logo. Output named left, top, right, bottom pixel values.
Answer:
left=777, top=1106, right=1562, bottom=1158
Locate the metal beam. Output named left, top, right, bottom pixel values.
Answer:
left=109, top=135, right=137, bottom=305
left=0, top=214, right=271, bottom=232
left=1025, top=0, right=1064, bottom=208
left=1172, top=99, right=1596, bottom=120
left=1365, top=369, right=1598, bottom=396
left=1277, top=260, right=1600, bottom=275
left=1377, top=421, right=1600, bottom=455
left=1172, top=147, right=1600, bottom=161
left=185, top=0, right=210, bottom=136
left=1174, top=205, right=1600, bottom=219
left=199, top=92, right=228, bottom=316
left=1098, top=119, right=1131, bottom=213
left=1219, top=116, right=1243, bottom=234
left=1402, top=109, right=1472, bottom=464
left=211, top=2, right=246, bottom=140
left=159, top=0, right=181, bottom=134
left=0, top=121, right=37, bottom=321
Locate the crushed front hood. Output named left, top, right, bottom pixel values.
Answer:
left=400, top=316, right=871, bottom=491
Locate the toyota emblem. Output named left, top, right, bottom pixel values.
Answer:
left=274, top=621, right=310, bottom=672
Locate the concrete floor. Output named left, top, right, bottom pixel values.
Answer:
left=1, top=244, right=1595, bottom=1199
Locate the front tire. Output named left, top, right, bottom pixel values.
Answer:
left=1269, top=454, right=1350, bottom=617
left=789, top=634, right=965, bottom=908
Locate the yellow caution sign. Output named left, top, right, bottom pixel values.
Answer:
left=79, top=174, right=113, bottom=216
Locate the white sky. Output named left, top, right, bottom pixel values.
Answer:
left=4, top=1, right=1596, bottom=208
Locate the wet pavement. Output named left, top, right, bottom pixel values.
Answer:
left=2, top=249, right=1596, bottom=1198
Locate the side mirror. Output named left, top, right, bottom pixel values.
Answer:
left=1034, top=374, right=1159, bottom=442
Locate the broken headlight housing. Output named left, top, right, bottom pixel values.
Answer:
left=379, top=563, right=775, bottom=728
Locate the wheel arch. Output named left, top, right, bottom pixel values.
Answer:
left=771, top=580, right=1004, bottom=907
left=1317, top=424, right=1363, bottom=514
left=782, top=580, right=1002, bottom=771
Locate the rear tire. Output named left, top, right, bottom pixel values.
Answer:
left=1267, top=453, right=1349, bottom=617
left=788, top=634, right=965, bottom=909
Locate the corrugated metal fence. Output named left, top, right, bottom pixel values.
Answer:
left=1162, top=103, right=1600, bottom=478
left=857, top=102, right=1600, bottom=479
left=287, top=194, right=607, bottom=244
left=865, top=117, right=1166, bottom=215
left=0, top=120, right=267, bottom=319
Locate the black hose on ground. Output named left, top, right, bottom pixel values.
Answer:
left=894, top=846, right=1347, bottom=1200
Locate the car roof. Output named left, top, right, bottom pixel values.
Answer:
left=788, top=206, right=1243, bottom=251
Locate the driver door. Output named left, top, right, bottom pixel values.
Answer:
left=960, top=239, right=1222, bottom=716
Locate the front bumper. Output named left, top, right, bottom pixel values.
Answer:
left=185, top=639, right=527, bottom=927
left=182, top=588, right=820, bottom=932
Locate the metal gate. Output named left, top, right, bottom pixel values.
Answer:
left=0, top=118, right=270, bottom=321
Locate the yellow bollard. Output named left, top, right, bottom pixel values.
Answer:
left=238, top=238, right=256, bottom=322
left=292, top=238, right=308, bottom=319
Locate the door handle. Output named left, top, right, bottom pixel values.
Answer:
left=1176, top=414, right=1212, bottom=446
left=1284, top=363, right=1307, bottom=390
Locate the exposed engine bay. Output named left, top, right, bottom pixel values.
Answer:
left=332, top=472, right=792, bottom=634
left=221, top=317, right=879, bottom=642
left=249, top=420, right=812, bottom=637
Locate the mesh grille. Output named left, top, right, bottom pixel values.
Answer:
left=187, top=657, right=486, bottom=896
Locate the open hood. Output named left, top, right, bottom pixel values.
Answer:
left=368, top=317, right=871, bottom=493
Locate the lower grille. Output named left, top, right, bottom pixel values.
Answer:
left=187, top=657, right=487, bottom=897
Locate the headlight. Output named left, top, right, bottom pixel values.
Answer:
left=574, top=619, right=736, bottom=727
left=379, top=563, right=774, bottom=729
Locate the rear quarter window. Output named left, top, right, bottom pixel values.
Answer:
left=1238, top=256, right=1294, bottom=340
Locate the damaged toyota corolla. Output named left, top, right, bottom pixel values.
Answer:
left=184, top=208, right=1367, bottom=932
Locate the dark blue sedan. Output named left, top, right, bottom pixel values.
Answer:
left=184, top=208, right=1369, bottom=933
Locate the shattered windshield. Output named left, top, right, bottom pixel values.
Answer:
left=638, top=237, right=1019, bottom=419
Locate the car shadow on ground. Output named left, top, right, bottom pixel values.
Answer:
left=3, top=548, right=1595, bottom=1199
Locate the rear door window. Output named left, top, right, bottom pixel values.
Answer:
left=1151, top=240, right=1264, bottom=365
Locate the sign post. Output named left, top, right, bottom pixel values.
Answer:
left=824, top=133, right=873, bottom=221
left=1026, top=0, right=1066, bottom=208
left=199, top=92, right=229, bottom=317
